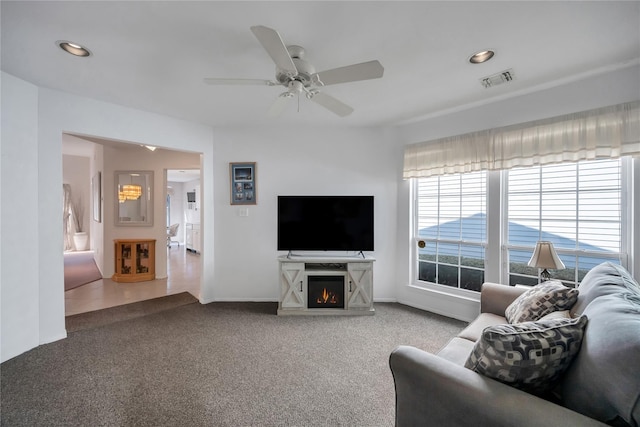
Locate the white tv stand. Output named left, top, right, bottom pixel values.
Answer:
left=277, top=255, right=375, bottom=316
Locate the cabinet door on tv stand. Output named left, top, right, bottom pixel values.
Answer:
left=347, top=263, right=373, bottom=309
left=280, top=262, right=306, bottom=309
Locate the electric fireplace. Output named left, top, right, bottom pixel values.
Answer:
left=307, top=275, right=345, bottom=309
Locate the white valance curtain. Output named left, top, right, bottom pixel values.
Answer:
left=403, top=101, right=640, bottom=179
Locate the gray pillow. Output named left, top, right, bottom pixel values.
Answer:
left=464, top=316, right=588, bottom=393
left=505, top=280, right=578, bottom=323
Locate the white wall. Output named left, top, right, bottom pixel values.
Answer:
left=394, top=63, right=640, bottom=321
left=91, top=143, right=105, bottom=272
left=211, top=126, right=401, bottom=302
left=1, top=73, right=41, bottom=361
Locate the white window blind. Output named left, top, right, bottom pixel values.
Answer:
left=506, top=159, right=622, bottom=286
left=416, top=171, right=486, bottom=291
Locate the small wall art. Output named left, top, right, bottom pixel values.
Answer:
left=229, top=162, right=257, bottom=205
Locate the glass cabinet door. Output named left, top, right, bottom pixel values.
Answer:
left=136, top=242, right=150, bottom=274
left=121, top=243, right=133, bottom=274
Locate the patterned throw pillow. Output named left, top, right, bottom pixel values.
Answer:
left=505, top=281, right=579, bottom=324
left=464, top=316, right=588, bottom=393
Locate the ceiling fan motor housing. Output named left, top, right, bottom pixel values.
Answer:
left=275, top=45, right=316, bottom=87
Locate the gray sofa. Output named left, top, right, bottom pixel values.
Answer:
left=390, top=262, right=640, bottom=427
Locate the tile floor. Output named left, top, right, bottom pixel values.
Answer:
left=65, top=245, right=201, bottom=316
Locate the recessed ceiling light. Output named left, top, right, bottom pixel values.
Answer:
left=56, top=40, right=91, bottom=57
left=469, top=50, right=495, bottom=64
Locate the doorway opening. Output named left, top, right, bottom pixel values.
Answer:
left=62, top=135, right=203, bottom=316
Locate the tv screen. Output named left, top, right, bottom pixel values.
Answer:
left=277, top=196, right=374, bottom=252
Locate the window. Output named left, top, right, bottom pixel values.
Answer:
left=415, top=171, right=486, bottom=292
left=506, top=159, right=623, bottom=287
left=413, top=158, right=629, bottom=293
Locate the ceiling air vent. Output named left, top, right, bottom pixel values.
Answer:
left=480, top=69, right=515, bottom=88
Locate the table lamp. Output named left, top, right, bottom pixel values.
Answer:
left=528, top=241, right=565, bottom=282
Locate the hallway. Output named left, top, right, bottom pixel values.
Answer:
left=65, top=247, right=201, bottom=316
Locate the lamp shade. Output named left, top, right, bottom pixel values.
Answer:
left=528, top=241, right=565, bottom=270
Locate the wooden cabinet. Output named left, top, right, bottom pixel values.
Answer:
left=113, top=239, right=156, bottom=282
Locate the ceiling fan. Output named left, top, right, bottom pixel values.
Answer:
left=203, top=25, right=384, bottom=117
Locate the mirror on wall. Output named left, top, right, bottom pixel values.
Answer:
left=115, top=171, right=153, bottom=226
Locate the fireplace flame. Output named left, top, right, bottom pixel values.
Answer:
left=317, top=288, right=338, bottom=304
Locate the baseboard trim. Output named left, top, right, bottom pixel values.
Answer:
left=206, top=297, right=279, bottom=303
left=374, top=298, right=397, bottom=302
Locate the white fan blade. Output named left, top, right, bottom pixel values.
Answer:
left=250, top=25, right=298, bottom=77
left=314, top=60, right=384, bottom=86
left=309, top=92, right=354, bottom=117
left=267, top=93, right=294, bottom=117
left=203, top=78, right=276, bottom=86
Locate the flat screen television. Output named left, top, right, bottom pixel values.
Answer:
left=277, top=196, right=374, bottom=252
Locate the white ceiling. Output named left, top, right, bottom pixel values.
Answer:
left=167, top=169, right=201, bottom=183
left=2, top=1, right=639, bottom=128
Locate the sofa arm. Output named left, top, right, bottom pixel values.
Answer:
left=389, top=345, right=606, bottom=427
left=480, top=282, right=527, bottom=316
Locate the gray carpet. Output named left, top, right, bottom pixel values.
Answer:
left=1, top=300, right=467, bottom=427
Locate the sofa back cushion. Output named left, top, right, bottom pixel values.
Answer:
left=571, top=262, right=640, bottom=316
left=561, top=263, right=640, bottom=426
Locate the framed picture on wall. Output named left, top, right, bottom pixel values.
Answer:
left=229, top=162, right=256, bottom=205
left=92, top=171, right=101, bottom=223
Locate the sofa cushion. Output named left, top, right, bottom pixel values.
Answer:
left=464, top=316, right=588, bottom=394
left=505, top=280, right=579, bottom=323
left=436, top=337, right=476, bottom=366
left=457, top=313, right=507, bottom=342
left=562, top=290, right=640, bottom=426
left=571, top=261, right=640, bottom=316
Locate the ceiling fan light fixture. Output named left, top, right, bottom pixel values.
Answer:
left=287, top=80, right=305, bottom=94
left=56, top=40, right=92, bottom=57
left=469, top=50, right=494, bottom=64
left=204, top=25, right=384, bottom=118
